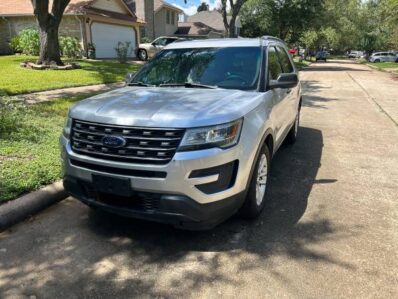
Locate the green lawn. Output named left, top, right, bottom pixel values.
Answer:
left=293, top=58, right=311, bottom=70
left=365, top=61, right=398, bottom=74
left=0, top=95, right=92, bottom=202
left=0, top=55, right=141, bottom=95
left=367, top=61, right=398, bottom=70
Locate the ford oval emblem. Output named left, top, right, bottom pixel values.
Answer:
left=102, top=135, right=127, bottom=148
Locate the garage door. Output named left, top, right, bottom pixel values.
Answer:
left=91, top=22, right=136, bottom=58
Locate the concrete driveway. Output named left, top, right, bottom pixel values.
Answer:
left=1, top=60, right=397, bottom=299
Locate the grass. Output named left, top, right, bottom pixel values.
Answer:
left=365, top=61, right=398, bottom=74
left=0, top=94, right=91, bottom=202
left=293, top=58, right=311, bottom=70
left=0, top=55, right=141, bottom=96
left=366, top=61, right=398, bottom=69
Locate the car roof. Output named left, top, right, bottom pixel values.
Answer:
left=165, top=37, right=286, bottom=49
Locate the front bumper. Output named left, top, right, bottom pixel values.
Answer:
left=64, top=175, right=245, bottom=229
left=60, top=134, right=254, bottom=204
left=60, top=129, right=257, bottom=227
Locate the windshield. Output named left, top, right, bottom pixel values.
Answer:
left=131, top=47, right=262, bottom=90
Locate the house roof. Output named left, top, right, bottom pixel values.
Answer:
left=187, top=10, right=226, bottom=32
left=154, top=0, right=182, bottom=13
left=175, top=21, right=220, bottom=36
left=0, top=0, right=143, bottom=21
left=0, top=0, right=92, bottom=15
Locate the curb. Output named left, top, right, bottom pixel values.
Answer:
left=0, top=181, right=68, bottom=231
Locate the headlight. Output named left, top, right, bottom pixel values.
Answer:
left=178, top=119, right=242, bottom=151
left=62, top=117, right=72, bottom=138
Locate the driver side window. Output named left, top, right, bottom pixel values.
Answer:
left=268, top=46, right=283, bottom=81
left=153, top=38, right=166, bottom=47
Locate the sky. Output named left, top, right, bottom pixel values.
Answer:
left=169, top=0, right=224, bottom=16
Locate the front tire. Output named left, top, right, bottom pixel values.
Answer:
left=138, top=49, right=148, bottom=61
left=239, top=144, right=271, bottom=219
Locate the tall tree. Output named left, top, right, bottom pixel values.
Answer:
left=197, top=2, right=209, bottom=12
left=31, top=0, right=71, bottom=65
left=240, top=0, right=324, bottom=43
left=221, top=0, right=247, bottom=37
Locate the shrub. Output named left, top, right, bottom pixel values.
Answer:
left=59, top=35, right=81, bottom=58
left=114, top=41, right=132, bottom=63
left=140, top=37, right=151, bottom=43
left=18, top=28, right=40, bottom=56
left=9, top=36, right=21, bottom=53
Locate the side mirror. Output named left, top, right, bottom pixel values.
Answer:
left=125, top=72, right=136, bottom=83
left=269, top=73, right=298, bottom=89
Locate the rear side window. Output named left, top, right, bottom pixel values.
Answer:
left=276, top=46, right=294, bottom=73
left=268, top=46, right=283, bottom=80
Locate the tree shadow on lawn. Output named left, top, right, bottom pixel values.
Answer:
left=79, top=60, right=142, bottom=84
left=0, top=127, right=360, bottom=298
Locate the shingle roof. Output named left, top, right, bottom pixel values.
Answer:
left=187, top=10, right=226, bottom=32
left=175, top=22, right=219, bottom=36
left=0, top=0, right=97, bottom=15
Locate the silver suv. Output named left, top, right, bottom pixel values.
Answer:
left=369, top=51, right=398, bottom=63
left=61, top=37, right=302, bottom=229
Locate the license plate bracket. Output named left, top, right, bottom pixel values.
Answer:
left=92, top=175, right=132, bottom=197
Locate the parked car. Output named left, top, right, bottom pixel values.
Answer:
left=316, top=51, right=327, bottom=62
left=61, top=37, right=302, bottom=230
left=369, top=51, right=398, bottom=63
left=348, top=50, right=364, bottom=59
left=137, top=36, right=180, bottom=60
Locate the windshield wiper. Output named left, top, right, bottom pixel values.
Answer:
left=128, top=82, right=155, bottom=87
left=159, top=82, right=217, bottom=89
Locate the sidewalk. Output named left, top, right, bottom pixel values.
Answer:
left=9, top=82, right=125, bottom=104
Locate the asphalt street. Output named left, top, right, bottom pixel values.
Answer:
left=1, top=60, right=397, bottom=298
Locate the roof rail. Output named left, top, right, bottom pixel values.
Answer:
left=261, top=36, right=285, bottom=43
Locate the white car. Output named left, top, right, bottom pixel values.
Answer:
left=369, top=52, right=398, bottom=63
left=137, top=36, right=180, bottom=61
left=348, top=51, right=364, bottom=59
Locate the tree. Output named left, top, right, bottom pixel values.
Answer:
left=221, top=0, right=247, bottom=37
left=31, top=0, right=71, bottom=66
left=197, top=2, right=209, bottom=12
left=240, top=0, right=324, bottom=43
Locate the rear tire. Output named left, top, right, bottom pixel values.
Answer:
left=239, top=144, right=271, bottom=219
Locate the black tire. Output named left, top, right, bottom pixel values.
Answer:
left=138, top=49, right=147, bottom=61
left=239, top=144, right=271, bottom=219
left=374, top=59, right=380, bottom=63
left=286, top=109, right=300, bottom=144
left=395, top=58, right=398, bottom=63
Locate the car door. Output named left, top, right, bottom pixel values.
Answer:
left=388, top=53, right=396, bottom=62
left=152, top=38, right=167, bottom=57
left=266, top=46, right=286, bottom=145
left=276, top=46, right=299, bottom=129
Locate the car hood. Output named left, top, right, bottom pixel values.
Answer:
left=69, top=87, right=263, bottom=128
left=138, top=43, right=151, bottom=49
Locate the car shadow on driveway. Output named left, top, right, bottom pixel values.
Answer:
left=86, top=126, right=353, bottom=270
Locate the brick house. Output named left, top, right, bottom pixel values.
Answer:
left=0, top=0, right=144, bottom=58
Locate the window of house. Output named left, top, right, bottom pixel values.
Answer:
left=171, top=12, right=175, bottom=25
left=166, top=10, right=170, bottom=24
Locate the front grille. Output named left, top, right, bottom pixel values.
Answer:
left=71, top=119, right=185, bottom=165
